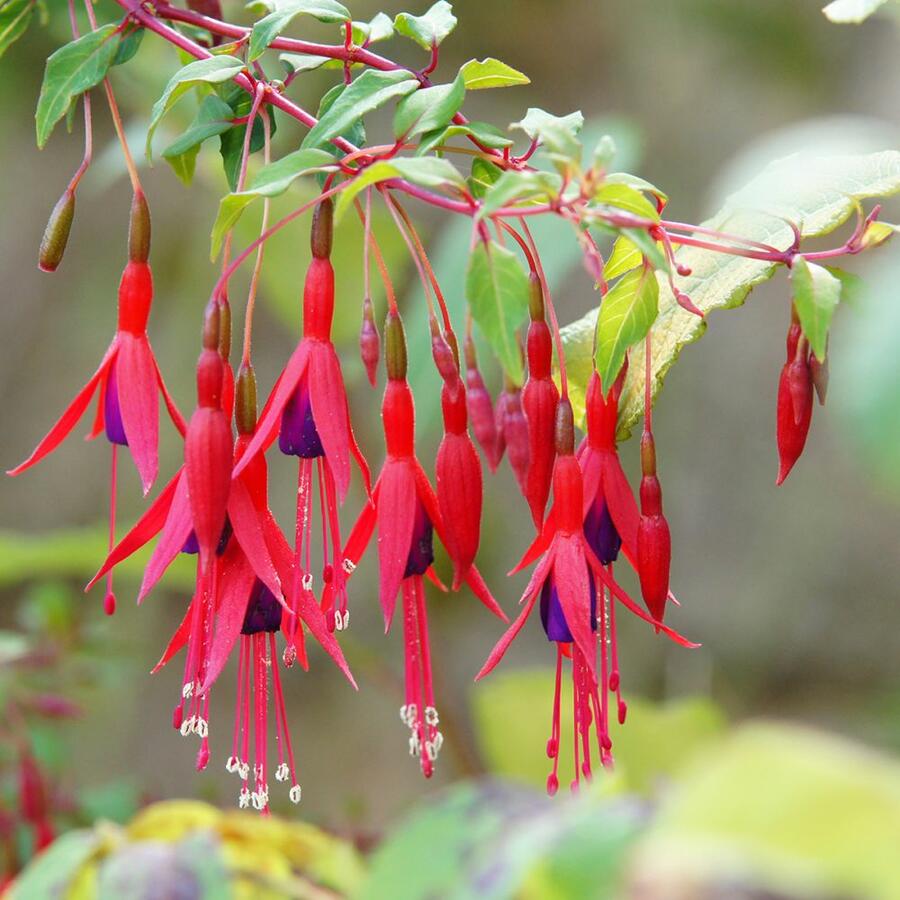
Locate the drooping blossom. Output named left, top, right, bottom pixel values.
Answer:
left=232, top=198, right=370, bottom=633
left=776, top=307, right=814, bottom=485
left=495, top=381, right=530, bottom=494
left=478, top=397, right=695, bottom=795
left=330, top=311, right=506, bottom=777
left=463, top=335, right=500, bottom=472
left=521, top=273, right=559, bottom=530
left=8, top=192, right=184, bottom=614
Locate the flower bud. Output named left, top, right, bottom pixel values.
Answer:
left=528, top=271, right=545, bottom=322
left=523, top=369, right=558, bottom=528
left=235, top=363, right=258, bottom=435
left=310, top=196, right=333, bottom=260
left=128, top=190, right=151, bottom=264
left=431, top=320, right=460, bottom=390
left=464, top=339, right=500, bottom=471
left=202, top=301, right=221, bottom=352
left=496, top=385, right=529, bottom=493
left=384, top=310, right=408, bottom=381
left=359, top=296, right=380, bottom=387
left=775, top=359, right=812, bottom=485
left=38, top=188, right=75, bottom=272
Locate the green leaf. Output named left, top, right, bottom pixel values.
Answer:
left=146, top=56, right=245, bottom=160
left=417, top=121, right=512, bottom=157
left=393, top=75, right=465, bottom=140
left=605, top=235, right=642, bottom=280
left=112, top=26, right=144, bottom=66
left=302, top=69, right=418, bottom=150
left=0, top=0, right=36, bottom=60
left=35, top=25, right=121, bottom=148
left=595, top=265, right=659, bottom=388
left=162, top=94, right=235, bottom=185
left=394, top=1, right=457, bottom=49
left=333, top=156, right=465, bottom=223
left=860, top=218, right=898, bottom=248
left=466, top=240, right=531, bottom=383
left=210, top=147, right=335, bottom=258
left=593, top=134, right=617, bottom=170
left=512, top=107, right=584, bottom=157
left=823, top=0, right=890, bottom=23
left=791, top=257, right=841, bottom=360
left=248, top=0, right=350, bottom=61
left=562, top=150, right=900, bottom=436
left=594, top=182, right=660, bottom=221
left=636, top=723, right=900, bottom=899
left=351, top=11, right=393, bottom=44
left=279, top=51, right=331, bottom=74
left=10, top=830, right=103, bottom=898
left=468, top=157, right=503, bottom=199
left=604, top=171, right=668, bottom=206
left=478, top=169, right=561, bottom=219
left=459, top=57, right=530, bottom=90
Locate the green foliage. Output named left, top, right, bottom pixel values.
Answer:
left=465, top=240, right=531, bottom=384
left=791, top=257, right=842, bottom=359
left=162, top=94, right=235, bottom=185
left=393, top=74, right=465, bottom=139
left=0, top=0, right=41, bottom=60
left=35, top=26, right=121, bottom=148
left=351, top=11, right=394, bottom=44
left=360, top=782, right=643, bottom=900
left=301, top=69, right=418, bottom=149
left=394, top=1, right=457, bottom=49
left=477, top=169, right=562, bottom=219
left=562, top=150, right=900, bottom=434
left=248, top=0, right=350, bottom=62
left=145, top=56, right=245, bottom=161
left=417, top=121, right=512, bottom=157
left=595, top=265, right=659, bottom=389
left=459, top=57, right=530, bottom=90
left=210, top=147, right=335, bottom=258
left=333, top=156, right=465, bottom=222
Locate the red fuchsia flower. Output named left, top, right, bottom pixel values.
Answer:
left=478, top=398, right=695, bottom=795
left=7, top=193, right=185, bottom=614
left=636, top=429, right=672, bottom=623
left=359, top=295, right=380, bottom=388
left=776, top=307, right=814, bottom=485
left=463, top=336, right=501, bottom=472
left=433, top=331, right=483, bottom=589
left=328, top=311, right=506, bottom=777
left=232, top=199, right=370, bottom=634
left=495, top=380, right=530, bottom=494
left=522, top=274, right=560, bottom=530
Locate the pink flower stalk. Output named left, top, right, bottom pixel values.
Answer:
left=232, top=199, right=370, bottom=633
left=478, top=398, right=695, bottom=795
left=8, top=193, right=184, bottom=613
left=330, top=311, right=506, bottom=777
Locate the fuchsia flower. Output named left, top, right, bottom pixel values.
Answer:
left=478, top=397, right=695, bottom=795
left=463, top=336, right=501, bottom=472
left=8, top=193, right=184, bottom=495
left=8, top=193, right=184, bottom=614
left=330, top=311, right=506, bottom=777
left=495, top=383, right=530, bottom=493
left=232, top=199, right=370, bottom=633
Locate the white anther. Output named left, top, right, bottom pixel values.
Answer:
left=182, top=681, right=194, bottom=699
left=180, top=716, right=195, bottom=737
left=335, top=613, right=344, bottom=632
left=409, top=733, right=421, bottom=757
left=399, top=704, right=408, bottom=724
left=405, top=703, right=418, bottom=727
left=253, top=763, right=263, bottom=780
left=238, top=788, right=250, bottom=809
left=289, top=784, right=302, bottom=804
left=433, top=731, right=444, bottom=753
left=342, top=610, right=350, bottom=630
left=342, top=558, right=356, bottom=574
left=251, top=786, right=269, bottom=810
left=275, top=763, right=289, bottom=782
left=425, top=741, right=438, bottom=762
left=226, top=756, right=239, bottom=774
left=239, top=762, right=250, bottom=781
left=424, top=706, right=439, bottom=727
left=195, top=717, right=208, bottom=739
left=301, top=573, right=314, bottom=592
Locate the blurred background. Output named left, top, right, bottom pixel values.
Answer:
left=1, top=0, right=899, bottom=877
